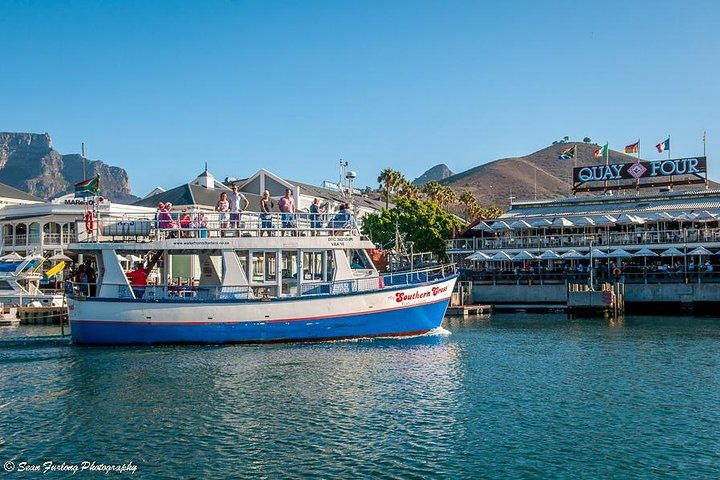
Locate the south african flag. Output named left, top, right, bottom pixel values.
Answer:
left=74, top=175, right=100, bottom=198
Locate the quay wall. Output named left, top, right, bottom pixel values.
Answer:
left=472, top=283, right=720, bottom=306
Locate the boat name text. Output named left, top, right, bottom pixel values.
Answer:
left=395, top=285, right=449, bottom=303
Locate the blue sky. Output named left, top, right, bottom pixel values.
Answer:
left=1, top=0, right=718, bottom=197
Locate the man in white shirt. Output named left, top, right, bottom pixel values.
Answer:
left=228, top=185, right=249, bottom=232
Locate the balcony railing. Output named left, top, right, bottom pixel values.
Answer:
left=447, top=227, right=720, bottom=252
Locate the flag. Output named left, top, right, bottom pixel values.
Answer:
left=74, top=175, right=100, bottom=198
left=656, top=138, right=670, bottom=153
left=624, top=140, right=639, bottom=154
left=558, top=145, right=576, bottom=160
left=593, top=143, right=608, bottom=158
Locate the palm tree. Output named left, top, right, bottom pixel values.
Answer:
left=437, top=186, right=456, bottom=209
left=377, top=168, right=396, bottom=209
left=459, top=191, right=477, bottom=220
left=399, top=181, right=420, bottom=200
left=422, top=181, right=443, bottom=203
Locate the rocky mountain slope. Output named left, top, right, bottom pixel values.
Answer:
left=441, top=142, right=717, bottom=210
left=413, top=164, right=454, bottom=185
left=0, top=132, right=137, bottom=203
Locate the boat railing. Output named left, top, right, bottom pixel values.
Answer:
left=80, top=211, right=362, bottom=242
left=65, top=265, right=456, bottom=301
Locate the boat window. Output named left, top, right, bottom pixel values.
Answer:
left=236, top=250, right=249, bottom=276
left=252, top=252, right=276, bottom=282
left=326, top=250, right=335, bottom=279
left=0, top=280, right=12, bottom=290
left=281, top=251, right=298, bottom=279
left=302, top=251, right=324, bottom=281
left=347, top=249, right=372, bottom=269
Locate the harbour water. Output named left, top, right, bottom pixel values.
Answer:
left=1, top=315, right=719, bottom=478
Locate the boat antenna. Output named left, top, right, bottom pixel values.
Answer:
left=339, top=159, right=356, bottom=206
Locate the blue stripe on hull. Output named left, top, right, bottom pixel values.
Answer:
left=70, top=299, right=450, bottom=345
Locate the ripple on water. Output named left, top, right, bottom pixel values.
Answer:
left=1, top=317, right=720, bottom=478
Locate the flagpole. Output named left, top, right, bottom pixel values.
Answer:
left=636, top=139, right=641, bottom=193
left=81, top=142, right=86, bottom=180
left=703, top=131, right=708, bottom=189
left=668, top=134, right=672, bottom=191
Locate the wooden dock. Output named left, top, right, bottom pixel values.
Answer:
left=17, top=306, right=68, bottom=325
left=446, top=304, right=492, bottom=316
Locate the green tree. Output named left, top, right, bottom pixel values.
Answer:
left=361, top=198, right=463, bottom=258
left=377, top=168, right=402, bottom=209
left=459, top=191, right=478, bottom=220
left=422, top=181, right=443, bottom=202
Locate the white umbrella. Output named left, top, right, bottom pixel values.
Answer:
left=490, top=251, right=513, bottom=261
left=125, top=254, right=144, bottom=262
left=590, top=215, right=617, bottom=226
left=48, top=253, right=73, bottom=262
left=608, top=248, right=633, bottom=258
left=0, top=252, right=22, bottom=261
left=562, top=249, right=586, bottom=259
left=590, top=248, right=608, bottom=258
left=512, top=250, right=537, bottom=261
left=661, top=247, right=684, bottom=256
left=490, top=221, right=511, bottom=231
left=633, top=248, right=658, bottom=257
left=529, top=218, right=553, bottom=228
left=470, top=221, right=493, bottom=232
left=466, top=251, right=492, bottom=261
left=615, top=213, right=645, bottom=225
left=510, top=220, right=533, bottom=230
left=571, top=216, right=596, bottom=226
left=693, top=211, right=718, bottom=223
left=688, top=246, right=713, bottom=256
left=539, top=250, right=561, bottom=259
left=552, top=217, right=574, bottom=227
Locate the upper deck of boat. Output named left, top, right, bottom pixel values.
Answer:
left=69, top=210, right=375, bottom=252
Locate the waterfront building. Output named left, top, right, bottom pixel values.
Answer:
left=447, top=188, right=720, bottom=311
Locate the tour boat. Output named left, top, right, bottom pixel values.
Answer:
left=0, top=255, right=65, bottom=307
left=65, top=210, right=457, bottom=345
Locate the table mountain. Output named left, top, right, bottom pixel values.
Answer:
left=0, top=132, right=138, bottom=203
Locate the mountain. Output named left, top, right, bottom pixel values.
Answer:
left=413, top=164, right=454, bottom=185
left=0, top=132, right=138, bottom=203
left=440, top=142, right=718, bottom=210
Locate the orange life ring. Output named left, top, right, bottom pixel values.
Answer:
left=84, top=211, right=94, bottom=234
left=613, top=267, right=621, bottom=275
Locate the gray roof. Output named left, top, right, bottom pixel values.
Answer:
left=133, top=184, right=231, bottom=209
left=0, top=182, right=43, bottom=202
left=286, top=179, right=386, bottom=211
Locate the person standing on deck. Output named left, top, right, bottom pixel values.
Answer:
left=278, top=189, right=296, bottom=236
left=228, top=184, right=249, bottom=235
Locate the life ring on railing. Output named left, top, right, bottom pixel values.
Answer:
left=378, top=276, right=385, bottom=289
left=84, top=211, right=94, bottom=235
left=612, top=267, right=621, bottom=276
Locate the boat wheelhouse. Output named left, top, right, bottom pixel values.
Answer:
left=65, top=209, right=457, bottom=345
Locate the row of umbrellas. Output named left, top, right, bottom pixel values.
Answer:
left=466, top=246, right=715, bottom=262
left=474, top=211, right=720, bottom=232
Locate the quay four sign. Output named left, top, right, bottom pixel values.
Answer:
left=573, top=157, right=706, bottom=184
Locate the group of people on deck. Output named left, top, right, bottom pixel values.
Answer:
left=155, top=185, right=355, bottom=237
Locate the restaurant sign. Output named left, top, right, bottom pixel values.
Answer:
left=573, top=157, right=706, bottom=184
